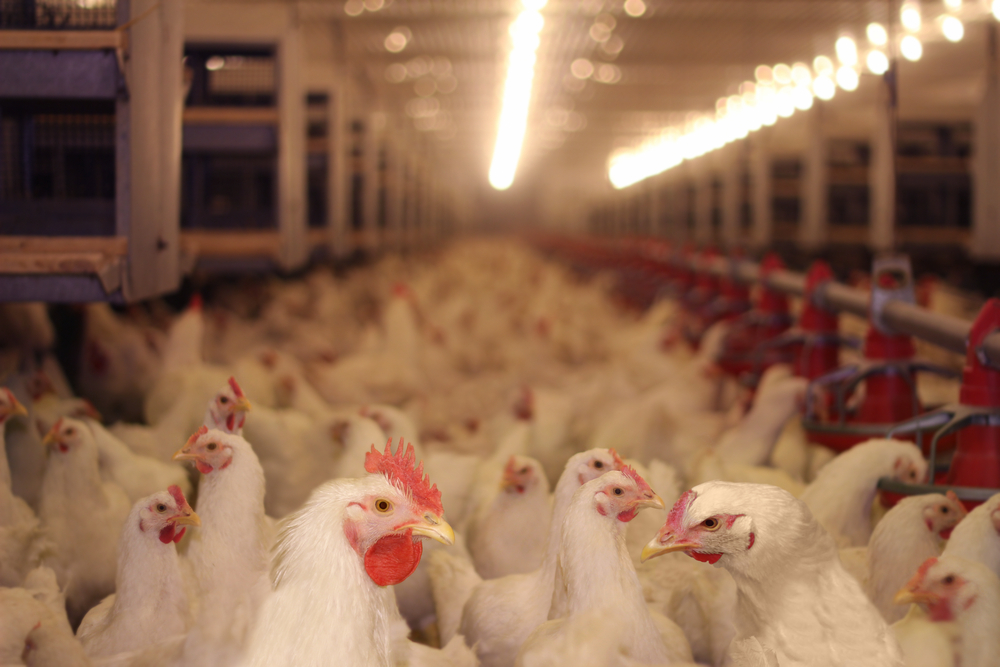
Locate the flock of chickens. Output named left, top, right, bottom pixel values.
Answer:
left=0, top=239, right=996, bottom=667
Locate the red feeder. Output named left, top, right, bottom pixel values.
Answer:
left=716, top=253, right=792, bottom=378
left=802, top=256, right=959, bottom=454
left=877, top=298, right=1000, bottom=508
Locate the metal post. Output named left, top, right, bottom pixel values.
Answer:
left=972, top=23, right=1000, bottom=260
left=799, top=104, right=828, bottom=250
left=750, top=131, right=773, bottom=249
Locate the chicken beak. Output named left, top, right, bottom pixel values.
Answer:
left=172, top=447, right=196, bottom=462
left=233, top=397, right=252, bottom=413
left=41, top=426, right=60, bottom=449
left=408, top=513, right=455, bottom=546
left=9, top=397, right=28, bottom=418
left=172, top=509, right=201, bottom=527
left=640, top=532, right=701, bottom=563
left=893, top=586, right=937, bottom=607
left=637, top=493, right=665, bottom=511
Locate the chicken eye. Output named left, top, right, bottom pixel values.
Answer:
left=594, top=461, right=604, bottom=469
left=613, top=487, right=623, bottom=496
left=941, top=506, right=949, bottom=514
left=909, top=471, right=917, bottom=480
left=702, top=518, right=721, bottom=531
left=156, top=504, right=167, bottom=513
left=220, top=397, right=229, bottom=404
left=943, top=575, right=955, bottom=585
left=374, top=499, right=393, bottom=513
left=65, top=428, right=75, bottom=436
left=519, top=467, right=529, bottom=475
left=207, top=443, right=217, bottom=451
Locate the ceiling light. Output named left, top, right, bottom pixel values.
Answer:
left=489, top=9, right=545, bottom=190
left=867, top=23, right=888, bottom=46
left=570, top=58, right=594, bottom=79
left=344, top=0, right=364, bottom=16
left=363, top=0, right=384, bottom=10
left=813, top=75, right=836, bottom=100
left=773, top=63, right=792, bottom=85
left=754, top=65, right=773, bottom=83
left=836, top=36, right=858, bottom=66
left=792, top=86, right=814, bottom=111
left=205, top=56, right=225, bottom=71
left=589, top=23, right=611, bottom=42
left=836, top=66, right=859, bottom=91
left=521, top=0, right=547, bottom=9
left=944, top=0, right=961, bottom=7
left=385, top=63, right=407, bottom=83
left=791, top=62, right=812, bottom=87
left=942, top=16, right=964, bottom=42
left=994, top=0, right=1000, bottom=20
left=813, top=55, right=834, bottom=77
left=866, top=50, right=889, bottom=74
left=623, top=0, right=646, bottom=17
left=901, top=2, right=922, bottom=32
left=384, top=27, right=411, bottom=53
left=900, top=35, right=923, bottom=61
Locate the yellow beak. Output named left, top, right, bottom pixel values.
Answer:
left=640, top=534, right=702, bottom=563
left=233, top=397, right=252, bottom=413
left=42, top=430, right=59, bottom=448
left=893, top=587, right=937, bottom=607
left=10, top=398, right=28, bottom=418
left=172, top=448, right=195, bottom=462
left=637, top=494, right=666, bottom=510
left=408, top=514, right=455, bottom=546
left=173, top=510, right=201, bottom=527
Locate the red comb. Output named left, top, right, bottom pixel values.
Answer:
left=167, top=484, right=188, bottom=508
left=667, top=489, right=697, bottom=532
left=609, top=449, right=625, bottom=470
left=622, top=465, right=652, bottom=494
left=186, top=425, right=208, bottom=447
left=48, top=418, right=64, bottom=436
left=188, top=294, right=203, bottom=312
left=228, top=377, right=245, bottom=399
left=365, top=437, right=443, bottom=516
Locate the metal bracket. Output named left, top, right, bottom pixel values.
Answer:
left=870, top=254, right=916, bottom=335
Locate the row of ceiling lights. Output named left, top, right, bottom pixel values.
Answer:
left=608, top=0, right=988, bottom=189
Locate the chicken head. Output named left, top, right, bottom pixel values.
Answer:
left=344, top=438, right=454, bottom=587
left=0, top=388, right=28, bottom=424
left=895, top=556, right=991, bottom=622
left=173, top=426, right=242, bottom=475
left=567, top=447, right=626, bottom=488
left=138, top=485, right=201, bottom=544
left=204, top=377, right=252, bottom=433
left=42, top=417, right=88, bottom=455
left=591, top=466, right=664, bottom=523
left=501, top=455, right=543, bottom=495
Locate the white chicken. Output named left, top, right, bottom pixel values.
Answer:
left=642, top=481, right=903, bottom=666
left=942, top=492, right=1000, bottom=577
left=244, top=440, right=455, bottom=667
left=76, top=486, right=200, bottom=660
left=39, top=418, right=131, bottom=626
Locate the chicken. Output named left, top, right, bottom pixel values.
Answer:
left=443, top=448, right=625, bottom=667
left=76, top=486, right=200, bottom=659
left=0, top=389, right=51, bottom=588
left=172, top=426, right=270, bottom=665
left=894, top=555, right=1000, bottom=667
left=39, top=418, right=131, bottom=626
left=842, top=492, right=967, bottom=623
left=244, top=440, right=455, bottom=667
left=942, top=492, right=1000, bottom=577
left=0, top=582, right=89, bottom=667
left=518, top=469, right=693, bottom=666
left=801, top=438, right=927, bottom=547
left=466, top=455, right=551, bottom=579
left=642, top=481, right=903, bottom=666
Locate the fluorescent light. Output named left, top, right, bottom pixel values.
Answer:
left=867, top=50, right=889, bottom=74
left=488, top=9, right=545, bottom=190
left=836, top=36, right=858, bottom=66
left=942, top=16, right=964, bottom=42
left=866, top=23, right=888, bottom=46
left=901, top=35, right=923, bottom=61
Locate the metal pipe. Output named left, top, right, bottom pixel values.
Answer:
left=882, top=301, right=970, bottom=355
left=763, top=269, right=806, bottom=297
left=814, top=282, right=869, bottom=319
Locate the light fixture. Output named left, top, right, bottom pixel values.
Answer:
left=900, top=35, right=923, bottom=61
left=866, top=23, right=888, bottom=46
left=773, top=63, right=792, bottom=85
left=942, top=16, right=964, bottom=42
left=754, top=65, right=773, bottom=83
left=944, top=0, right=961, bottom=7
left=488, top=5, right=546, bottom=190
left=994, top=0, right=1000, bottom=20
left=623, top=0, right=646, bottom=17
left=866, top=50, right=889, bottom=74
left=813, top=75, right=836, bottom=100
left=570, top=58, right=594, bottom=79
left=813, top=55, right=834, bottom=77
left=384, top=28, right=410, bottom=53
left=792, top=86, right=814, bottom=111
left=344, top=0, right=364, bottom=16
left=836, top=66, right=859, bottom=91
left=836, top=36, right=858, bottom=66
left=901, top=1, right=921, bottom=32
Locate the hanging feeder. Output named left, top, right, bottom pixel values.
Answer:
left=876, top=298, right=1000, bottom=508
left=716, top=253, right=793, bottom=378
left=801, top=256, right=959, bottom=453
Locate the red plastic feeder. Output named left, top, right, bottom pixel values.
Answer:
left=877, top=298, right=1000, bottom=508
left=801, top=256, right=959, bottom=454
left=716, top=253, right=792, bottom=378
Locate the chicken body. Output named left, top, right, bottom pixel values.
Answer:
left=644, top=481, right=903, bottom=666
left=942, top=492, right=1000, bottom=577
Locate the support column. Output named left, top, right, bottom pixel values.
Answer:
left=869, top=75, right=895, bottom=251
left=327, top=77, right=347, bottom=257
left=973, top=23, right=1000, bottom=260
left=277, top=20, right=308, bottom=270
left=720, top=144, right=742, bottom=249
left=362, top=111, right=382, bottom=252
left=799, top=105, right=828, bottom=250
left=694, top=160, right=714, bottom=244
left=750, top=132, right=773, bottom=249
